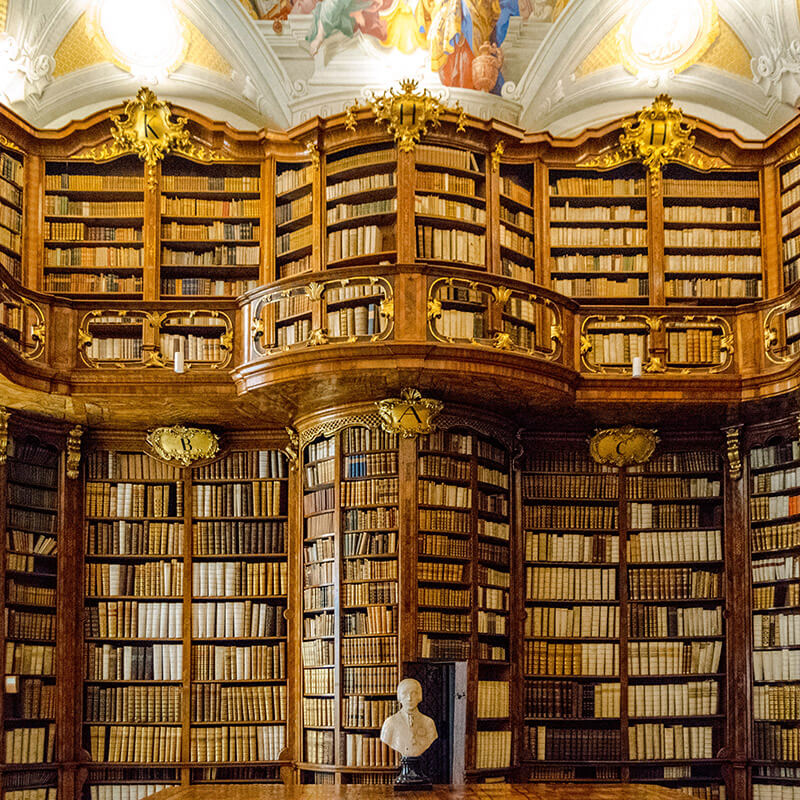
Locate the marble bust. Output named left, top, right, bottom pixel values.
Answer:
left=380, top=677, right=438, bottom=758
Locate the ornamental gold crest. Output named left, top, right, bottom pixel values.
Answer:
left=589, top=426, right=659, bottom=467
left=146, top=425, right=220, bottom=466
left=376, top=388, right=443, bottom=438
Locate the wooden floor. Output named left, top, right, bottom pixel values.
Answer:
left=151, top=785, right=699, bottom=800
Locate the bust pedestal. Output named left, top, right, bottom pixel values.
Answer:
left=394, top=755, right=433, bottom=791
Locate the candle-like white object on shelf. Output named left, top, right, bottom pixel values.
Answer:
left=632, top=356, right=642, bottom=377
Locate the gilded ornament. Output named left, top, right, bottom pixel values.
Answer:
left=589, top=426, right=659, bottom=467
left=147, top=426, right=220, bottom=466
left=379, top=297, right=394, bottom=320
left=0, top=407, right=9, bottom=464
left=491, top=285, right=512, bottom=305
left=644, top=355, right=666, bottom=373
left=77, top=87, right=221, bottom=189
left=491, top=140, right=504, bottom=173
left=550, top=322, right=563, bottom=343
left=66, top=425, right=83, bottom=479
left=306, top=282, right=325, bottom=301
left=283, top=426, right=299, bottom=470
left=252, top=316, right=265, bottom=340
left=427, top=298, right=442, bottom=320
left=764, top=299, right=798, bottom=365
left=305, top=141, right=320, bottom=171
left=144, top=351, right=167, bottom=368
left=492, top=332, right=514, bottom=350
left=0, top=134, right=23, bottom=154
left=309, top=328, right=328, bottom=346
left=580, top=335, right=593, bottom=355
left=345, top=79, right=466, bottom=152
left=376, top=388, right=443, bottom=438
left=723, top=424, right=742, bottom=481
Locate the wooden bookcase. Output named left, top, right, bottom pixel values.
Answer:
left=748, top=434, right=800, bottom=800
left=662, top=166, right=762, bottom=303
left=2, top=430, right=61, bottom=800
left=498, top=164, right=535, bottom=283
left=275, top=160, right=314, bottom=280
left=780, top=159, right=800, bottom=291
left=43, top=156, right=144, bottom=298
left=547, top=165, right=649, bottom=303
left=0, top=147, right=23, bottom=282
left=81, top=446, right=289, bottom=795
left=325, top=144, right=397, bottom=268
left=521, top=439, right=726, bottom=800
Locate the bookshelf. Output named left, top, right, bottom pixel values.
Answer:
left=0, top=277, right=44, bottom=362
left=159, top=157, right=260, bottom=299
left=415, top=145, right=486, bottom=268
left=499, top=164, right=535, bottom=283
left=323, top=278, right=392, bottom=343
left=749, top=435, right=800, bottom=800
left=625, top=450, right=726, bottom=800
left=158, top=312, right=231, bottom=370
left=428, top=279, right=490, bottom=344
left=79, top=314, right=147, bottom=368
left=275, top=161, right=314, bottom=280
left=300, top=426, right=401, bottom=784
left=780, top=159, right=800, bottom=290
left=83, top=450, right=184, bottom=797
left=662, top=166, right=762, bottom=303
left=0, top=147, right=23, bottom=282
left=548, top=166, right=649, bottom=303
left=43, top=157, right=144, bottom=298
left=581, top=317, right=650, bottom=373
left=2, top=433, right=60, bottom=800
left=521, top=444, right=622, bottom=784
left=189, top=448, right=289, bottom=784
left=325, top=144, right=397, bottom=267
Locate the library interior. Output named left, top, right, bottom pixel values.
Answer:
left=5, top=1, right=800, bottom=800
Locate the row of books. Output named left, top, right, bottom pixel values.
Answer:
left=665, top=205, right=757, bottom=222
left=85, top=338, right=143, bottom=362
left=528, top=725, right=620, bottom=759
left=343, top=451, right=397, bottom=478
left=552, top=276, right=648, bottom=298
left=7, top=582, right=56, bottom=606
left=755, top=722, right=800, bottom=760
left=628, top=723, right=714, bottom=759
left=414, top=193, right=486, bottom=223
left=5, top=642, right=55, bottom=675
left=630, top=605, right=722, bottom=637
left=753, top=649, right=800, bottom=681
left=192, top=561, right=287, bottom=596
left=276, top=163, right=313, bottom=196
left=303, top=696, right=334, bottom=726
left=523, top=504, right=618, bottom=529
left=191, top=601, right=287, bottom=638
left=196, top=451, right=288, bottom=480
left=161, top=175, right=260, bottom=193
left=754, top=684, right=800, bottom=719
left=276, top=193, right=312, bottom=225
left=664, top=228, right=760, bottom=247
left=342, top=558, right=397, bottom=580
left=475, top=730, right=512, bottom=769
left=46, top=174, right=143, bottom=191
left=753, top=465, right=800, bottom=494
left=328, top=148, right=396, bottom=175
left=161, top=244, right=259, bottom=265
left=754, top=612, right=800, bottom=646
left=161, top=196, right=259, bottom=217
left=341, top=477, right=398, bottom=506
left=328, top=197, right=396, bottom=224
left=88, top=725, right=181, bottom=763
left=342, top=605, right=397, bottom=634
left=419, top=508, right=471, bottom=533
left=627, top=568, right=721, bottom=600
left=192, top=643, right=285, bottom=680
left=161, top=221, right=259, bottom=243
left=418, top=480, right=471, bottom=507
left=191, top=482, right=284, bottom=517
left=477, top=680, right=510, bottom=717
left=524, top=680, right=620, bottom=718
left=343, top=581, right=397, bottom=605
left=85, top=685, right=182, bottom=722
left=274, top=319, right=312, bottom=347
left=5, top=609, right=56, bottom=640
left=434, top=308, right=487, bottom=341
left=629, top=681, right=719, bottom=716
left=628, top=502, right=704, bottom=529
left=663, top=178, right=757, bottom=197
left=550, top=177, right=646, bottom=196
left=500, top=204, right=534, bottom=229
left=753, top=555, right=800, bottom=583
left=46, top=197, right=143, bottom=216
left=327, top=171, right=395, bottom=201
left=525, top=604, right=619, bottom=638
left=327, top=303, right=386, bottom=338
left=189, top=725, right=285, bottom=762
left=4, top=725, right=55, bottom=763
left=665, top=330, right=724, bottom=365
left=85, top=601, right=182, bottom=639
left=44, top=223, right=142, bottom=241
left=87, top=521, right=183, bottom=555
left=9, top=679, right=55, bottom=719
left=327, top=225, right=384, bottom=260
left=586, top=332, right=645, bottom=365
left=552, top=254, right=645, bottom=272
left=500, top=176, right=531, bottom=206
left=665, top=277, right=762, bottom=298
left=344, top=734, right=399, bottom=766
left=551, top=204, right=645, bottom=222
left=524, top=641, right=619, bottom=675
left=85, top=643, right=182, bottom=681
left=525, top=532, right=619, bottom=564
left=550, top=227, right=646, bottom=246
left=44, top=247, right=143, bottom=266
left=416, top=226, right=485, bottom=264
left=664, top=254, right=761, bottom=273
left=526, top=566, right=617, bottom=600
left=158, top=334, right=226, bottom=363
left=629, top=640, right=723, bottom=675
left=87, top=452, right=178, bottom=480
left=753, top=583, right=800, bottom=609
left=85, top=482, right=182, bottom=518
left=751, top=494, right=800, bottom=521
left=85, top=560, right=184, bottom=597
left=304, top=459, right=334, bottom=488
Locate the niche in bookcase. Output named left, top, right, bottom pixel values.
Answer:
left=3, top=432, right=60, bottom=790
left=43, top=156, right=144, bottom=298
left=748, top=430, right=800, bottom=799
left=252, top=286, right=315, bottom=354
left=78, top=311, right=147, bottom=368
left=322, top=277, right=393, bottom=342
left=0, top=276, right=45, bottom=361
left=275, top=160, right=313, bottom=280
left=499, top=163, right=535, bottom=282
left=779, top=158, right=800, bottom=290
left=580, top=316, right=651, bottom=373
left=428, top=277, right=561, bottom=359
left=159, top=156, right=260, bottom=299
left=157, top=310, right=232, bottom=369
left=325, top=143, right=397, bottom=267
left=662, top=316, right=733, bottom=373
left=548, top=164, right=648, bottom=303
left=764, top=298, right=800, bottom=365
left=0, top=145, right=23, bottom=281
left=662, top=165, right=762, bottom=303
left=415, top=145, right=486, bottom=268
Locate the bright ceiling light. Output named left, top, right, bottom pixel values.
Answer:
left=618, top=0, right=718, bottom=83
left=96, top=0, right=186, bottom=80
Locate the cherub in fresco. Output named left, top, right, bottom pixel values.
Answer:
left=302, top=0, right=392, bottom=54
